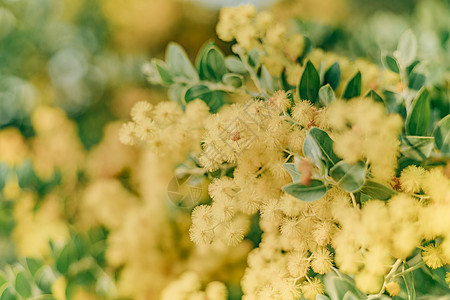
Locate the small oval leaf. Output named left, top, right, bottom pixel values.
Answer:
left=330, top=161, right=366, bottom=193
left=383, top=55, right=400, bottom=73
left=406, top=87, right=431, bottom=136
left=433, top=114, right=450, bottom=156
left=343, top=71, right=362, bottom=100
left=359, top=180, right=396, bottom=201
left=282, top=163, right=301, bottom=183
left=324, top=62, right=341, bottom=90
left=319, top=84, right=336, bottom=106
left=298, top=60, right=320, bottom=103
left=282, top=180, right=327, bottom=202
left=397, top=30, right=417, bottom=66
left=15, top=272, right=31, bottom=298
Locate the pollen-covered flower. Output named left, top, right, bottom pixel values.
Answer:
left=310, top=247, right=332, bottom=274
left=292, top=100, right=315, bottom=127
left=422, top=244, right=445, bottom=269
left=385, top=281, right=400, bottom=296
left=268, top=90, right=291, bottom=112
left=300, top=277, right=325, bottom=300
left=400, top=165, right=425, bottom=193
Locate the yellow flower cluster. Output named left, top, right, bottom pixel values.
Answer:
left=161, top=272, right=228, bottom=300
left=190, top=97, right=353, bottom=299
left=332, top=166, right=450, bottom=293
left=307, top=49, right=399, bottom=95
left=216, top=5, right=304, bottom=76
left=8, top=107, right=85, bottom=258
left=327, top=98, right=403, bottom=182
left=119, top=99, right=209, bottom=158
left=112, top=99, right=258, bottom=299
left=31, top=106, right=85, bottom=185
left=240, top=189, right=346, bottom=299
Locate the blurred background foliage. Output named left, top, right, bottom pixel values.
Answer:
left=0, top=0, right=448, bottom=299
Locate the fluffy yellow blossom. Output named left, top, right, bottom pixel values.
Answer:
left=31, top=106, right=85, bottom=183
left=0, top=128, right=28, bottom=165
left=310, top=247, right=332, bottom=274
left=328, top=98, right=402, bottom=182
left=422, top=244, right=445, bottom=269
left=14, top=193, right=69, bottom=258
left=205, top=281, right=228, bottom=299
left=300, top=277, right=325, bottom=300
left=268, top=90, right=291, bottom=112
left=355, top=271, right=383, bottom=294
left=400, top=165, right=425, bottom=193
left=292, top=100, right=315, bottom=127
left=81, top=179, right=139, bottom=229
left=385, top=281, right=400, bottom=296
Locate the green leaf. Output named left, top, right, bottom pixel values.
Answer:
left=225, top=56, right=247, bottom=74
left=0, top=286, right=15, bottom=300
left=365, top=90, right=384, bottom=104
left=406, top=60, right=420, bottom=75
left=248, top=49, right=259, bottom=68
left=359, top=180, right=396, bottom=201
left=14, top=272, right=31, bottom=298
left=316, top=296, right=331, bottom=300
left=153, top=60, right=174, bottom=85
left=433, top=114, right=450, bottom=156
left=222, top=73, right=243, bottom=88
left=400, top=135, right=435, bottom=161
left=259, top=66, right=275, bottom=93
left=303, top=127, right=341, bottom=170
left=319, top=84, right=335, bottom=106
left=0, top=284, right=7, bottom=298
left=282, top=163, right=301, bottom=183
left=168, top=84, right=187, bottom=106
left=397, top=30, right=417, bottom=66
left=197, top=43, right=227, bottom=82
left=330, top=161, right=366, bottom=193
left=324, top=274, right=365, bottom=300
left=406, top=88, right=431, bottom=136
left=166, top=42, right=198, bottom=81
left=324, top=62, right=340, bottom=90
left=402, top=263, right=416, bottom=300
left=343, top=291, right=359, bottom=300
left=282, top=180, right=327, bottom=202
left=35, top=267, right=55, bottom=294
left=0, top=163, right=10, bottom=190
left=383, top=55, right=400, bottom=73
left=56, top=243, right=76, bottom=274
left=65, top=280, right=77, bottom=300
left=359, top=193, right=372, bottom=205
left=0, top=273, right=6, bottom=287
left=298, top=60, right=320, bottom=103
left=343, top=71, right=361, bottom=99
left=408, top=73, right=426, bottom=90
left=185, top=85, right=225, bottom=113
left=26, top=258, right=43, bottom=278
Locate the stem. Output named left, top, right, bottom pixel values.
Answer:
left=371, top=258, right=402, bottom=296
left=350, top=192, right=358, bottom=209
left=391, top=261, right=425, bottom=279
left=385, top=259, right=403, bottom=282
left=234, top=47, right=271, bottom=98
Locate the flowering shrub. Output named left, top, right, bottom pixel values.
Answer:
left=0, top=2, right=449, bottom=300
left=120, top=4, right=450, bottom=300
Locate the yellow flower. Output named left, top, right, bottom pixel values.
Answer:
left=292, top=100, right=315, bottom=127
left=311, top=247, right=332, bottom=274
left=422, top=244, right=445, bottom=269
left=385, top=281, right=400, bottom=296
left=300, top=277, right=325, bottom=300
left=400, top=165, right=425, bottom=193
